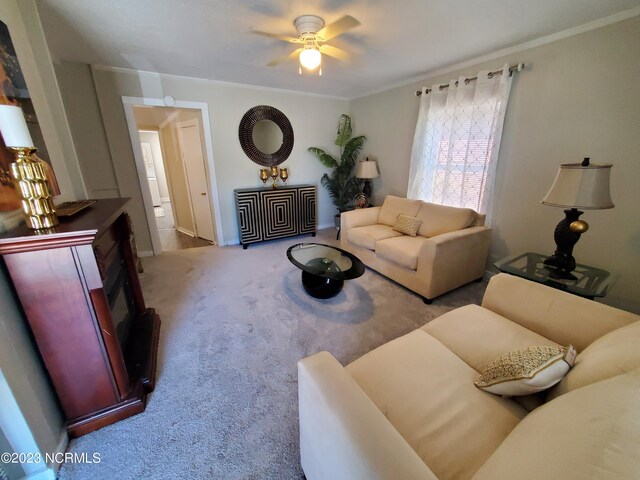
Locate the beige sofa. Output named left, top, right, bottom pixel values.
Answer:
left=298, top=273, right=640, bottom=480
left=340, top=195, right=491, bottom=302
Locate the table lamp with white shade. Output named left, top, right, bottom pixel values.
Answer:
left=356, top=157, right=379, bottom=200
left=0, top=104, right=58, bottom=228
left=541, top=157, right=613, bottom=279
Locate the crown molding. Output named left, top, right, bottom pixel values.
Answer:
left=91, top=64, right=349, bottom=101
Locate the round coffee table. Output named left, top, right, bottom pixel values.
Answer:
left=286, top=243, right=365, bottom=299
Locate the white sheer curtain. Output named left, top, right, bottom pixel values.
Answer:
left=407, top=64, right=513, bottom=225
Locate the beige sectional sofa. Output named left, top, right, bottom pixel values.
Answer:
left=340, top=195, right=491, bottom=302
left=298, top=273, right=640, bottom=480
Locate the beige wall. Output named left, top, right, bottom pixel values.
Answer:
left=55, top=61, right=120, bottom=198
left=85, top=67, right=348, bottom=251
left=350, top=16, right=640, bottom=312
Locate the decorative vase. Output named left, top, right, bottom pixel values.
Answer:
left=9, top=147, right=58, bottom=229
left=270, top=166, right=279, bottom=189
left=279, top=167, right=288, bottom=185
left=0, top=105, right=58, bottom=229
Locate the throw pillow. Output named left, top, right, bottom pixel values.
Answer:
left=393, top=214, right=421, bottom=237
left=475, top=345, right=577, bottom=396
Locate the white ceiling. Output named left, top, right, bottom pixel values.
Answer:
left=36, top=0, right=640, bottom=99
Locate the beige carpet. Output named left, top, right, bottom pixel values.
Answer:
left=58, top=228, right=485, bottom=479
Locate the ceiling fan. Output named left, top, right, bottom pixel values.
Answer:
left=252, top=14, right=361, bottom=75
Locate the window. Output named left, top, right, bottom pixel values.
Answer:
left=408, top=66, right=514, bottom=222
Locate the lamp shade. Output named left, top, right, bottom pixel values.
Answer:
left=356, top=159, right=379, bottom=179
left=299, top=48, right=321, bottom=70
left=541, top=162, right=614, bottom=210
left=0, top=104, right=33, bottom=147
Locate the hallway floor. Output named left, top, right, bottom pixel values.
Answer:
left=155, top=201, right=211, bottom=251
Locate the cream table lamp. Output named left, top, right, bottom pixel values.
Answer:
left=0, top=104, right=58, bottom=229
left=541, top=157, right=613, bottom=279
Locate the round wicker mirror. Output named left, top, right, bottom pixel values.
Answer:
left=238, top=105, right=294, bottom=166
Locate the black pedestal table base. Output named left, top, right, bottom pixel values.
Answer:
left=302, top=271, right=344, bottom=299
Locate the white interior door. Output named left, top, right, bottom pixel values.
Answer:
left=176, top=120, right=216, bottom=242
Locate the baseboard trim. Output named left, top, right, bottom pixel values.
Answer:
left=138, top=250, right=154, bottom=258
left=47, top=430, right=69, bottom=474
left=225, top=225, right=340, bottom=247
left=21, top=429, right=68, bottom=480
left=23, top=467, right=56, bottom=480
left=176, top=226, right=195, bottom=237
left=224, top=226, right=332, bottom=247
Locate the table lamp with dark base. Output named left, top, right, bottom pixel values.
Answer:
left=356, top=157, right=378, bottom=203
left=543, top=208, right=588, bottom=280
left=541, top=158, right=613, bottom=280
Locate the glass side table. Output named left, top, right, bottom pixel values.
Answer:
left=494, top=252, right=614, bottom=299
left=287, top=243, right=365, bottom=299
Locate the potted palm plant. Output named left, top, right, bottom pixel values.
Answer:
left=308, top=114, right=366, bottom=229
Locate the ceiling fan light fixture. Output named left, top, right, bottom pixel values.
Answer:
left=258, top=14, right=358, bottom=73
left=299, top=47, right=321, bottom=70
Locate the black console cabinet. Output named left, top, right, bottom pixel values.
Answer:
left=234, top=184, right=316, bottom=248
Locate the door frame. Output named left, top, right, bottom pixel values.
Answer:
left=175, top=118, right=216, bottom=242
left=122, top=97, right=224, bottom=254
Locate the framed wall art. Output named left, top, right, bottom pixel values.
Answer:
left=0, top=19, right=59, bottom=231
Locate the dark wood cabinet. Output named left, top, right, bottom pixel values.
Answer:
left=234, top=184, right=316, bottom=248
left=0, top=199, right=160, bottom=438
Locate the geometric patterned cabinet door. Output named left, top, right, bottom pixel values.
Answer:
left=234, top=184, right=316, bottom=249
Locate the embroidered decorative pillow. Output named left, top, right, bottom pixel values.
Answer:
left=475, top=345, right=577, bottom=396
left=393, top=214, right=422, bottom=237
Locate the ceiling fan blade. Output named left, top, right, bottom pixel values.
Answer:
left=266, top=48, right=303, bottom=67
left=251, top=30, right=301, bottom=44
left=319, top=44, right=351, bottom=62
left=316, top=15, right=360, bottom=41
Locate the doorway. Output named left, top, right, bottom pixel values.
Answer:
left=122, top=99, right=224, bottom=254
left=139, top=129, right=188, bottom=250
left=175, top=119, right=216, bottom=243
